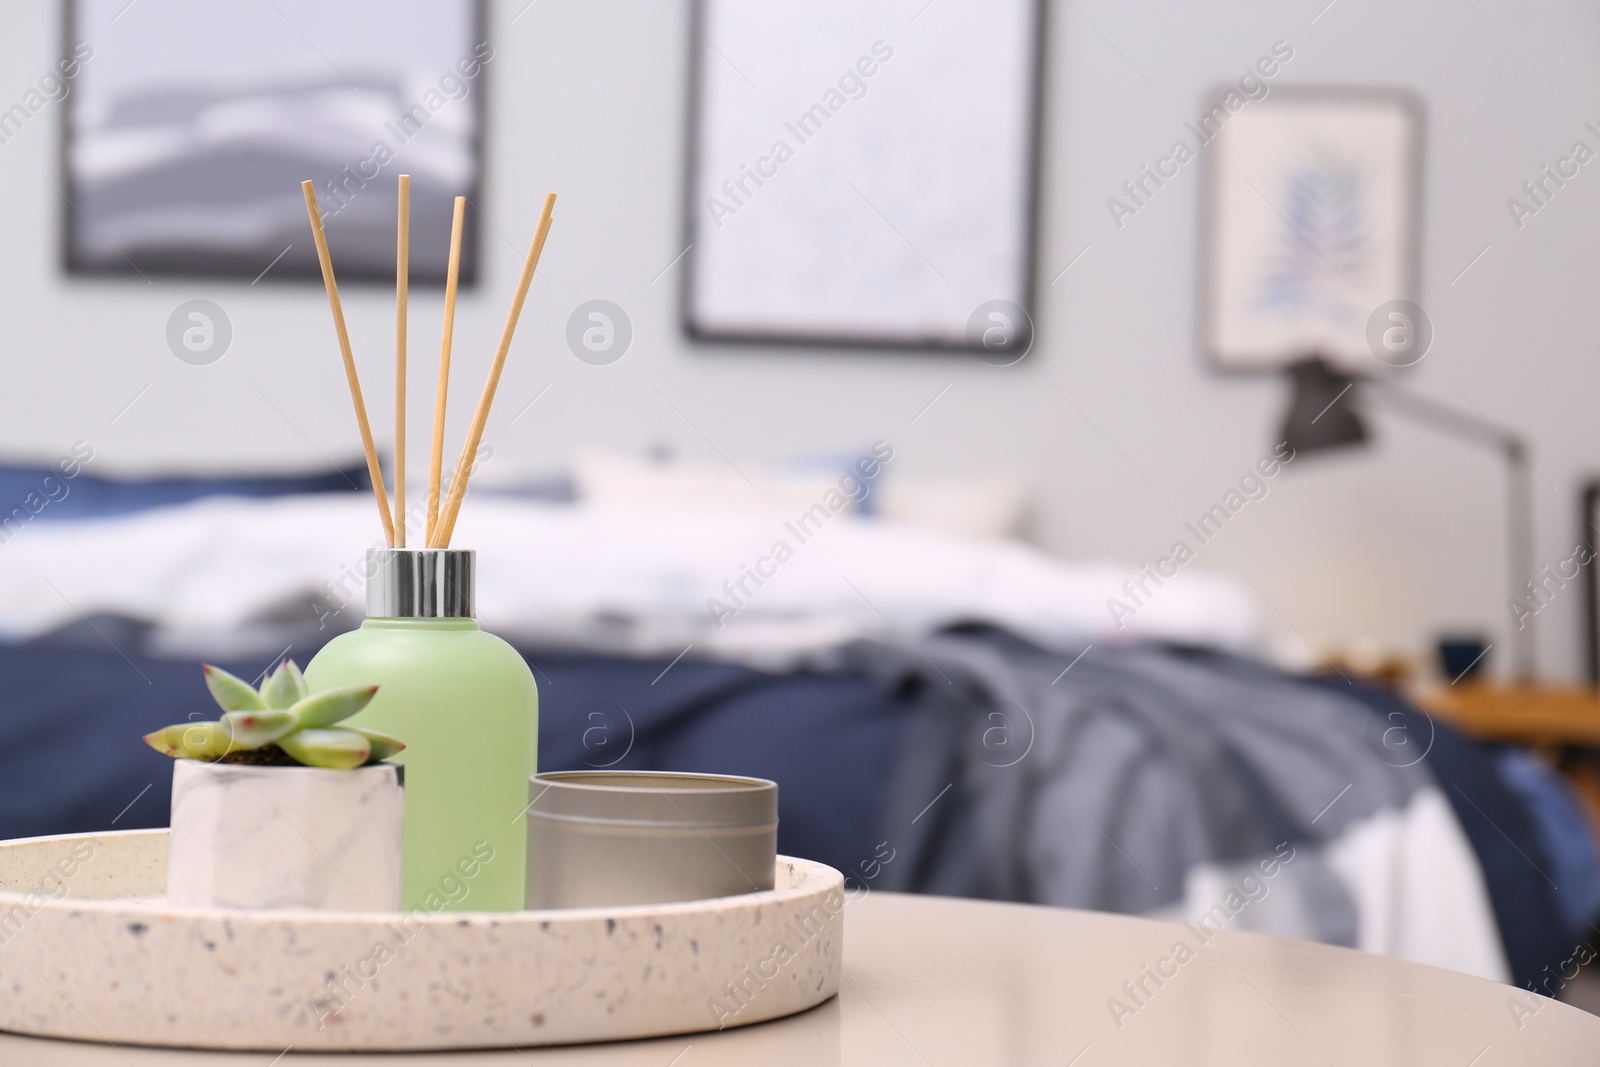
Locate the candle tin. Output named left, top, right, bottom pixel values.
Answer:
left=524, top=771, right=778, bottom=909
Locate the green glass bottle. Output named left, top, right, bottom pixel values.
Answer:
left=304, top=549, right=536, bottom=911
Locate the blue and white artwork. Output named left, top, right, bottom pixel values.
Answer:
left=1253, top=154, right=1368, bottom=323
left=1205, top=92, right=1420, bottom=374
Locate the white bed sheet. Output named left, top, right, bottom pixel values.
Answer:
left=0, top=494, right=1265, bottom=667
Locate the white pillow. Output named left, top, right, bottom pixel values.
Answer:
left=876, top=475, right=1031, bottom=539
left=573, top=452, right=843, bottom=520
left=574, top=451, right=1031, bottom=541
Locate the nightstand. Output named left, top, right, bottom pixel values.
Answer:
left=1417, top=683, right=1600, bottom=840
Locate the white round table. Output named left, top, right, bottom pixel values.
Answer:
left=6, top=892, right=1595, bottom=1064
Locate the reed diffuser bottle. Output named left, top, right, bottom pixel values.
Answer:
left=298, top=173, right=555, bottom=911
left=304, top=549, right=537, bottom=911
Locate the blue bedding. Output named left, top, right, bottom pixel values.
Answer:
left=0, top=461, right=371, bottom=523
left=0, top=632, right=913, bottom=883
left=3, top=623, right=1594, bottom=989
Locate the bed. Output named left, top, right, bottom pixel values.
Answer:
left=0, top=464, right=1592, bottom=993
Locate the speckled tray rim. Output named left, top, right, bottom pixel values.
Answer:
left=0, top=829, right=845, bottom=1052
left=0, top=828, right=829, bottom=924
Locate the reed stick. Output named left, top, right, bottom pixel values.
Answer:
left=431, top=192, right=557, bottom=548
left=425, top=196, right=467, bottom=546
left=301, top=180, right=395, bottom=547
left=394, top=175, right=410, bottom=547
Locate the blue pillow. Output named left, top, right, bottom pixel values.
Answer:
left=0, top=457, right=370, bottom=523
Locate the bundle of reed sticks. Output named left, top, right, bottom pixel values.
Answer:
left=300, top=177, right=556, bottom=549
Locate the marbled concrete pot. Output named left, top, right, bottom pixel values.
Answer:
left=167, top=759, right=403, bottom=911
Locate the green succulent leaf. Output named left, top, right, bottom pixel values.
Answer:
left=203, top=665, right=266, bottom=712
left=220, top=708, right=299, bottom=748
left=278, top=727, right=372, bottom=769
left=259, top=663, right=301, bottom=709
left=289, top=685, right=379, bottom=728
left=149, top=665, right=394, bottom=768
left=143, top=722, right=237, bottom=761
left=283, top=660, right=310, bottom=702
left=345, top=726, right=405, bottom=762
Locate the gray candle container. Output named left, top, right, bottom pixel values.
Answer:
left=525, top=771, right=777, bottom=909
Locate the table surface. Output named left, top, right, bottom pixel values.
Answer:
left=7, top=892, right=1596, bottom=1065
left=1420, top=682, right=1600, bottom=745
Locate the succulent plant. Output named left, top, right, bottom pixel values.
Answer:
left=143, top=661, right=402, bottom=770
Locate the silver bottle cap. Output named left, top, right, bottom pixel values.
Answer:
left=366, top=548, right=475, bottom=618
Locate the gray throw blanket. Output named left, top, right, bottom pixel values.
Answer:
left=849, top=628, right=1447, bottom=948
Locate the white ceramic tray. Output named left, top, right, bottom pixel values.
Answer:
left=0, top=829, right=843, bottom=1052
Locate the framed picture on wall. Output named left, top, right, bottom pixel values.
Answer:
left=1582, top=480, right=1600, bottom=685
left=61, top=0, right=486, bottom=284
left=682, top=0, right=1045, bottom=354
left=1201, top=88, right=1424, bottom=375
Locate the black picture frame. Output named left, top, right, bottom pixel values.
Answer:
left=59, top=0, right=487, bottom=286
left=1582, top=479, right=1600, bottom=685
left=679, top=0, right=1048, bottom=354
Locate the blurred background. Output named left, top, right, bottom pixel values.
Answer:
left=1, top=0, right=1595, bottom=678
left=2, top=0, right=1599, bottom=1018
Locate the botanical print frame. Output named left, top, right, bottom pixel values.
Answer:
left=682, top=0, right=1045, bottom=353
left=62, top=0, right=486, bottom=284
left=1201, top=88, right=1423, bottom=375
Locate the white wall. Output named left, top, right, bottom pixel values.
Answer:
left=2, top=0, right=1598, bottom=679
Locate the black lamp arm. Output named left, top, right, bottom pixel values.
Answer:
left=1367, top=380, right=1527, bottom=459
left=1367, top=379, right=1537, bottom=683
